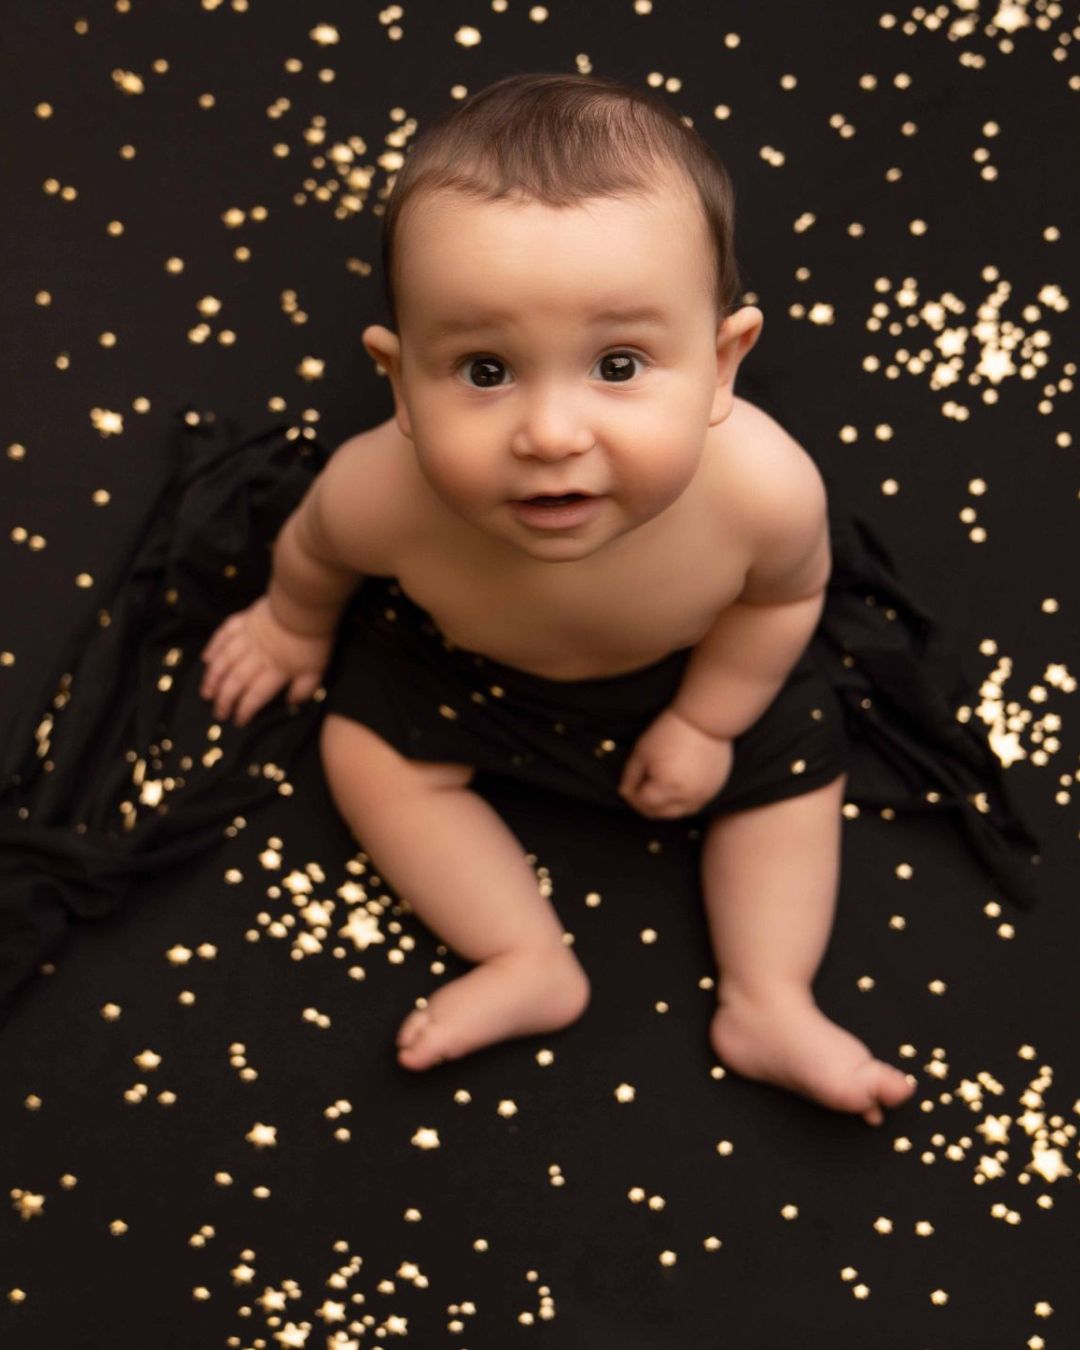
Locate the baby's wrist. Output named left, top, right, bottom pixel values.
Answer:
left=263, top=587, right=339, bottom=640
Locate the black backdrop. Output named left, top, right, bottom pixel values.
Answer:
left=2, top=2, right=1078, bottom=1346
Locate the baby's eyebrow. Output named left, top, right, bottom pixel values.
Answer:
left=425, top=305, right=670, bottom=340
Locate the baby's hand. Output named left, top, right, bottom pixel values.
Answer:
left=618, top=709, right=734, bottom=819
left=199, top=595, right=333, bottom=728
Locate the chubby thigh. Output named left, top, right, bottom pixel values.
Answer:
left=320, top=712, right=476, bottom=804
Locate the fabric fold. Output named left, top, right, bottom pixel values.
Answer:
left=808, top=471, right=1044, bottom=911
left=0, top=412, right=328, bottom=1010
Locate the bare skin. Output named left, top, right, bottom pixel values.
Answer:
left=202, top=181, right=917, bottom=1126
left=710, top=991, right=915, bottom=1127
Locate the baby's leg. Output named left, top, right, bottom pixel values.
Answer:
left=320, top=715, right=590, bottom=1071
left=701, top=773, right=915, bottom=1126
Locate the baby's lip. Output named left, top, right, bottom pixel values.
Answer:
left=514, top=489, right=599, bottom=501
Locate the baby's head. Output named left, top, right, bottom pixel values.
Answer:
left=362, top=72, right=763, bottom=563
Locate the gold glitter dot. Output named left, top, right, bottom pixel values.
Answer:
left=35, top=290, right=51, bottom=305
left=7, top=443, right=26, bottom=459
left=75, top=573, right=93, bottom=589
left=109, top=1219, right=129, bottom=1235
left=529, top=5, right=548, bottom=20
left=165, top=256, right=184, bottom=274
left=99, top=331, right=117, bottom=346
left=106, top=219, right=124, bottom=236
left=35, top=102, right=53, bottom=118
left=8, top=1290, right=27, bottom=1304
left=101, top=1002, right=122, bottom=1019
left=198, top=93, right=216, bottom=109
left=119, top=143, right=136, bottom=159
left=455, top=24, right=481, bottom=45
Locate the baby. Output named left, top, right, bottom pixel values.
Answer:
left=200, top=73, right=915, bottom=1127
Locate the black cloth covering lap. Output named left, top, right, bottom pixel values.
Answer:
left=322, top=576, right=853, bottom=817
left=0, top=411, right=1046, bottom=1013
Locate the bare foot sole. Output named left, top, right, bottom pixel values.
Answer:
left=396, top=946, right=591, bottom=1071
left=710, top=989, right=916, bottom=1126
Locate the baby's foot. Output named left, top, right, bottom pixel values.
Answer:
left=710, top=987, right=916, bottom=1126
left=396, top=946, right=591, bottom=1071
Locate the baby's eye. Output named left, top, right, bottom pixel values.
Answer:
left=460, top=356, right=509, bottom=388
left=594, top=351, right=645, bottom=382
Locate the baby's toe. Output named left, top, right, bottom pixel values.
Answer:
left=878, top=1064, right=917, bottom=1108
left=396, top=1010, right=452, bottom=1071
left=861, top=1062, right=915, bottom=1125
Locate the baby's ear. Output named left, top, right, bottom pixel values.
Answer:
left=361, top=325, right=412, bottom=439
left=362, top=324, right=400, bottom=374
left=709, top=307, right=764, bottom=426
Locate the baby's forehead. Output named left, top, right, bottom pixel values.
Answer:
left=396, top=173, right=713, bottom=324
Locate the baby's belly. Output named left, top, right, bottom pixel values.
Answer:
left=390, top=572, right=723, bottom=682
left=424, top=609, right=701, bottom=682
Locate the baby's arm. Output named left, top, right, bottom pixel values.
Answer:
left=668, top=437, right=831, bottom=743
left=200, top=427, right=391, bottom=725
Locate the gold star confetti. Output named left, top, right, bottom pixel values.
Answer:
left=11, top=1190, right=45, bottom=1221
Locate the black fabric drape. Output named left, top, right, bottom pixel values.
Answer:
left=0, top=413, right=328, bottom=1010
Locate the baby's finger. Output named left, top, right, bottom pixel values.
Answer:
left=200, top=633, right=246, bottom=699
left=234, top=669, right=285, bottom=728
left=211, top=657, right=258, bottom=723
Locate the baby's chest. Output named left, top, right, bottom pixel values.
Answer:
left=393, top=537, right=746, bottom=681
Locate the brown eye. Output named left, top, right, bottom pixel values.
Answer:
left=462, top=356, right=507, bottom=387
left=597, top=352, right=642, bottom=382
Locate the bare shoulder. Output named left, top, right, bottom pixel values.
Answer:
left=296, top=416, right=411, bottom=576
left=719, top=397, right=832, bottom=605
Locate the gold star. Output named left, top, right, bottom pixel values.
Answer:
left=246, top=1122, right=278, bottom=1149
left=339, top=910, right=384, bottom=951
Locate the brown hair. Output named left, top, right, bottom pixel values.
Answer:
left=378, top=71, right=742, bottom=329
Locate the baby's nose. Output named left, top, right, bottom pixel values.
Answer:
left=514, top=400, right=595, bottom=458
